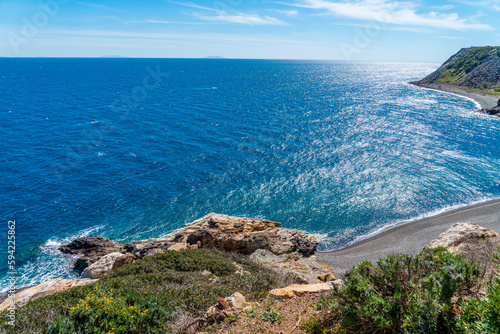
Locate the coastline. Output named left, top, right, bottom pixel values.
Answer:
left=411, top=82, right=498, bottom=109
left=316, top=198, right=500, bottom=274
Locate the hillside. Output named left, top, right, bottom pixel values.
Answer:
left=413, top=46, right=500, bottom=92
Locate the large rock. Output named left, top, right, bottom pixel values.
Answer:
left=426, top=223, right=500, bottom=296
left=269, top=283, right=334, bottom=299
left=250, top=249, right=335, bottom=284
left=0, top=278, right=97, bottom=312
left=165, top=213, right=318, bottom=256
left=58, top=236, right=120, bottom=255
left=81, top=252, right=133, bottom=279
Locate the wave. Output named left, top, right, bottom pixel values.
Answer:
left=0, top=225, right=105, bottom=292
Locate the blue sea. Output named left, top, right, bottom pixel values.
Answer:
left=1, top=58, right=500, bottom=291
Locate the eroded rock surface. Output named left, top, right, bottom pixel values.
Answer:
left=163, top=213, right=317, bottom=256
left=81, top=252, right=136, bottom=279
left=161, top=213, right=331, bottom=283
left=0, top=278, right=97, bottom=312
left=269, top=283, right=334, bottom=299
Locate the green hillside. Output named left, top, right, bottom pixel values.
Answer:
left=414, top=46, right=500, bottom=94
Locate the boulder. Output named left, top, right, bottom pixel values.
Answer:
left=225, top=292, right=248, bottom=309
left=167, top=243, right=188, bottom=251
left=269, top=283, right=334, bottom=299
left=0, top=278, right=97, bottom=312
left=250, top=249, right=335, bottom=284
left=81, top=252, right=124, bottom=279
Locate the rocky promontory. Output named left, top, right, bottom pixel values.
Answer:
left=0, top=213, right=336, bottom=313
left=57, top=213, right=334, bottom=284
left=411, top=46, right=500, bottom=114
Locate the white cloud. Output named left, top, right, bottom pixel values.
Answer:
left=124, top=19, right=205, bottom=25
left=173, top=1, right=287, bottom=25
left=76, top=1, right=121, bottom=12
left=284, top=0, right=492, bottom=30
left=194, top=13, right=288, bottom=25
left=271, top=9, right=300, bottom=16
left=438, top=36, right=464, bottom=39
left=452, top=0, right=500, bottom=10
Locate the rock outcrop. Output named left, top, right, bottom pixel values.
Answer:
left=477, top=99, right=500, bottom=117
left=160, top=213, right=331, bottom=283
left=58, top=213, right=331, bottom=283
left=58, top=236, right=123, bottom=272
left=0, top=278, right=97, bottom=312
left=162, top=213, right=317, bottom=256
left=425, top=222, right=500, bottom=296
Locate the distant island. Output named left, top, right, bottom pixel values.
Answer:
left=411, top=46, right=500, bottom=116
left=99, top=55, right=129, bottom=58
left=203, top=55, right=226, bottom=59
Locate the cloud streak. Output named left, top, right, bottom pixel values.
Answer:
left=173, top=1, right=288, bottom=26
left=284, top=0, right=492, bottom=30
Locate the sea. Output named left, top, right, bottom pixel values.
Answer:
left=1, top=58, right=500, bottom=291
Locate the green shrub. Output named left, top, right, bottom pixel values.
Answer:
left=454, top=279, right=500, bottom=333
left=322, top=248, right=480, bottom=334
left=245, top=308, right=258, bottom=317
left=47, top=286, right=169, bottom=334
left=301, top=315, right=327, bottom=334
left=261, top=309, right=282, bottom=323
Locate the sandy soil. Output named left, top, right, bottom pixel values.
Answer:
left=205, top=293, right=326, bottom=334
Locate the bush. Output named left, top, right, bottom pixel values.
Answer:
left=46, top=287, right=169, bottom=334
left=311, top=247, right=480, bottom=334
left=454, top=279, right=500, bottom=333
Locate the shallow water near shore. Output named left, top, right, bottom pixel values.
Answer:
left=1, top=59, right=500, bottom=290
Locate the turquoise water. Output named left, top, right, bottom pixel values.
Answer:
left=1, top=59, right=499, bottom=290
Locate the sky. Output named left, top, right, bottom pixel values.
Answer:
left=0, top=0, right=499, bottom=61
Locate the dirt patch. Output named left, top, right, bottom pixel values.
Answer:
left=204, top=293, right=325, bottom=334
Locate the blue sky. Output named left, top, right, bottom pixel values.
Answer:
left=1, top=0, right=499, bottom=61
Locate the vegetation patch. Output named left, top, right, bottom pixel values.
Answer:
left=0, top=249, right=279, bottom=333
left=436, top=47, right=499, bottom=85
left=304, top=247, right=487, bottom=334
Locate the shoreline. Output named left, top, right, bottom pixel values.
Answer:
left=316, top=198, right=500, bottom=274
left=410, top=82, right=498, bottom=110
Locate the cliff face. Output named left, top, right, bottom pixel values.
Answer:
left=414, top=46, right=500, bottom=91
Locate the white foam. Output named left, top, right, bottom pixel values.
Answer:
left=415, top=85, right=481, bottom=109
left=0, top=225, right=106, bottom=292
